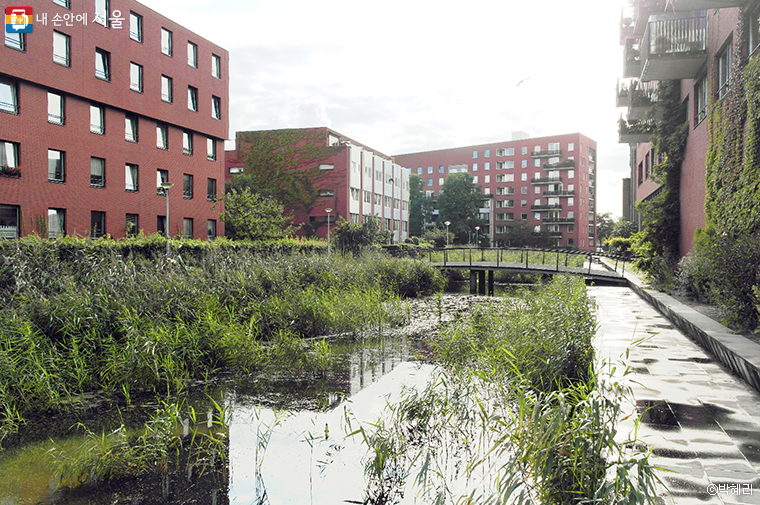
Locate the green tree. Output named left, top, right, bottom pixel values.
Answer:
left=409, top=174, right=434, bottom=236
left=596, top=212, right=614, bottom=245
left=220, top=187, right=297, bottom=240
left=333, top=215, right=390, bottom=254
left=436, top=173, right=486, bottom=244
left=236, top=129, right=341, bottom=217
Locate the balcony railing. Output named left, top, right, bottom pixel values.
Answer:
left=531, top=176, right=563, bottom=185
left=668, top=0, right=746, bottom=11
left=531, top=204, right=563, bottom=211
left=623, top=38, right=643, bottom=79
left=543, top=190, right=575, bottom=197
left=641, top=13, right=707, bottom=82
left=543, top=160, right=576, bottom=170
left=616, top=80, right=631, bottom=107
left=531, top=149, right=562, bottom=158
left=543, top=217, right=576, bottom=224
left=633, top=0, right=665, bottom=36
left=619, top=119, right=655, bottom=144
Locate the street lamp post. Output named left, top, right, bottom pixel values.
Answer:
left=444, top=221, right=451, bottom=248
left=325, top=208, right=333, bottom=254
left=475, top=226, right=480, bottom=248
left=161, top=181, right=174, bottom=256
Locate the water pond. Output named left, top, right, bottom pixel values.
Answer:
left=0, top=295, right=474, bottom=505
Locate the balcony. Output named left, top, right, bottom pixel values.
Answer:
left=531, top=149, right=562, bottom=158
left=623, top=39, right=643, bottom=79
left=548, top=231, right=563, bottom=238
left=543, top=190, right=575, bottom=198
left=616, top=80, right=631, bottom=107
left=531, top=204, right=563, bottom=211
left=531, top=176, right=563, bottom=185
left=641, top=13, right=707, bottom=82
left=629, top=81, right=659, bottom=120
left=543, top=159, right=576, bottom=170
left=544, top=217, right=576, bottom=224
left=619, top=119, right=655, bottom=144
left=633, top=0, right=665, bottom=36
left=669, top=0, right=746, bottom=10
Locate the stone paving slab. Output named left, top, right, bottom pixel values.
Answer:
left=591, top=287, right=760, bottom=505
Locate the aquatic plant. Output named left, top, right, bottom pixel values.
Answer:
left=354, top=276, right=660, bottom=504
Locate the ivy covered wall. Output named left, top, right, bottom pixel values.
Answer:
left=706, top=41, right=760, bottom=235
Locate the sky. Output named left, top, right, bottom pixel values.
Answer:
left=139, top=0, right=630, bottom=218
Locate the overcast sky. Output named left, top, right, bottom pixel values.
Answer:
left=139, top=0, right=630, bottom=218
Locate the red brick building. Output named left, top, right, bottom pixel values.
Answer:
left=226, top=127, right=411, bottom=242
left=394, top=133, right=598, bottom=250
left=0, top=0, right=228, bottom=239
left=618, top=0, right=750, bottom=255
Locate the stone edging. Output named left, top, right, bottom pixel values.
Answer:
left=623, top=272, right=760, bottom=393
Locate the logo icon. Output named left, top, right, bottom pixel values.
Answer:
left=5, top=6, right=33, bottom=33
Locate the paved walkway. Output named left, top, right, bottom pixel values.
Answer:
left=592, top=286, right=760, bottom=505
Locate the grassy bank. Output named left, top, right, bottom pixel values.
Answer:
left=355, top=277, right=658, bottom=504
left=0, top=239, right=444, bottom=445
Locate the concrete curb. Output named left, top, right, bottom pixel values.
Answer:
left=620, top=268, right=760, bottom=394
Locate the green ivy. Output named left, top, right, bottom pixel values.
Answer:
left=706, top=50, right=760, bottom=235
left=633, top=80, right=688, bottom=283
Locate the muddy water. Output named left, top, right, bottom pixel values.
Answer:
left=0, top=295, right=481, bottom=505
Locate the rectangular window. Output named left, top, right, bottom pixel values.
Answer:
left=94, top=0, right=109, bottom=26
left=90, top=157, right=105, bottom=187
left=0, top=77, right=18, bottom=114
left=156, top=124, right=168, bottom=150
left=157, top=169, right=168, bottom=194
left=473, top=176, right=478, bottom=183
left=427, top=178, right=432, bottom=186
left=5, top=31, right=24, bottom=51
left=207, top=219, right=217, bottom=240
left=0, top=205, right=20, bottom=239
left=95, top=48, right=110, bottom=81
left=0, top=141, right=19, bottom=172
left=130, top=62, right=143, bottom=92
left=183, top=174, right=193, bottom=199
left=212, top=54, right=221, bottom=78
left=212, top=96, right=221, bottom=119
left=183, top=218, right=193, bottom=239
left=717, top=42, right=732, bottom=99
left=53, top=31, right=70, bottom=66
left=48, top=208, right=65, bottom=238
left=534, top=159, right=541, bottom=167
left=91, top=211, right=106, bottom=238
left=549, top=142, right=560, bottom=152
left=521, top=173, right=528, bottom=181
left=484, top=175, right=490, bottom=183
left=319, top=164, right=334, bottom=170
left=472, top=163, right=478, bottom=172
left=125, top=163, right=138, bottom=191
left=125, top=213, right=139, bottom=237
left=125, top=114, right=138, bottom=142
left=161, top=75, right=173, bottom=102
left=161, top=28, right=172, bottom=56
left=129, top=12, right=142, bottom=42
left=48, top=149, right=65, bottom=182
left=187, top=86, right=198, bottom=111
left=439, top=165, right=445, bottom=173
left=472, top=150, right=478, bottom=159
left=484, top=149, right=490, bottom=157
left=521, top=160, right=528, bottom=168
left=183, top=131, right=193, bottom=155
left=207, top=138, right=216, bottom=160
left=157, top=215, right=166, bottom=235
left=187, top=42, right=198, bottom=67
left=521, top=186, right=528, bottom=194
left=484, top=162, right=490, bottom=171
left=568, top=142, right=575, bottom=152
left=48, top=92, right=64, bottom=124
left=207, top=178, right=217, bottom=201
left=90, top=104, right=104, bottom=134
left=568, top=170, right=575, bottom=179
left=438, top=177, right=444, bottom=185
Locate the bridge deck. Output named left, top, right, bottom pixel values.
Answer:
left=429, top=260, right=628, bottom=284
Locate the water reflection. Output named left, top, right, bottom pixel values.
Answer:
left=0, top=335, right=428, bottom=505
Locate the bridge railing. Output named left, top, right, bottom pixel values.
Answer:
left=421, top=246, right=636, bottom=276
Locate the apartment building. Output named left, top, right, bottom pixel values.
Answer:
left=0, top=0, right=229, bottom=239
left=394, top=133, right=598, bottom=250
left=617, top=0, right=753, bottom=254
left=225, top=127, right=411, bottom=242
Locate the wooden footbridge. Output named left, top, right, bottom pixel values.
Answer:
left=421, top=247, right=633, bottom=295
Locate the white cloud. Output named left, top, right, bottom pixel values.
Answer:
left=140, top=0, right=631, bottom=216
